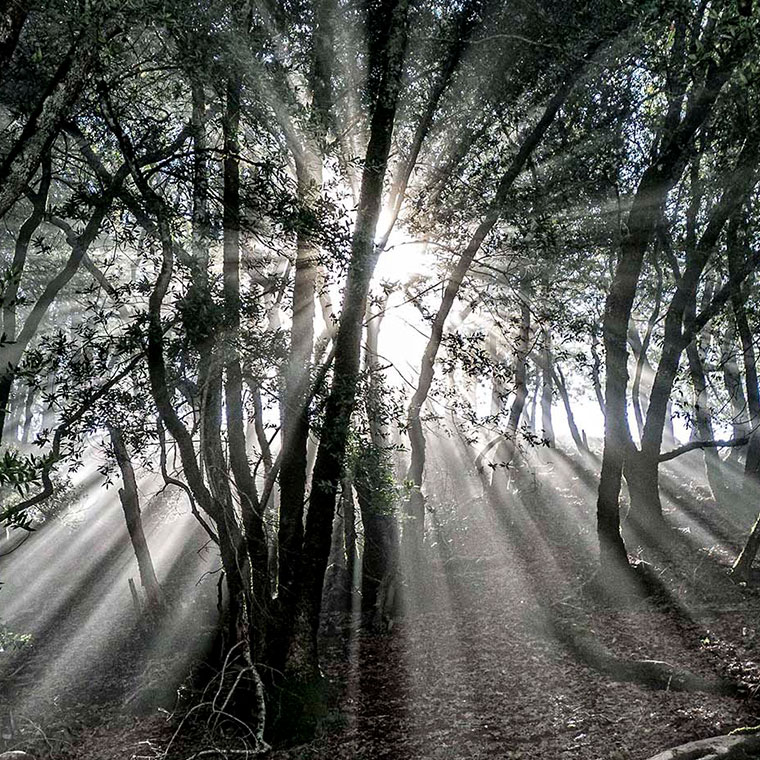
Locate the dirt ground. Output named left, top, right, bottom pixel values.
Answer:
left=3, top=447, right=760, bottom=759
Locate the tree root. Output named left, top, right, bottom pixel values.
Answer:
left=553, top=620, right=736, bottom=695
left=642, top=732, right=760, bottom=759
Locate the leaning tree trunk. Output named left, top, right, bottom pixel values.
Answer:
left=107, top=425, right=163, bottom=613
left=553, top=365, right=589, bottom=455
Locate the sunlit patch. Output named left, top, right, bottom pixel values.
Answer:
left=0, top=464, right=218, bottom=724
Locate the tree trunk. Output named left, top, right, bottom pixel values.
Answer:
left=685, top=330, right=728, bottom=503
left=20, top=383, right=36, bottom=444
left=630, top=259, right=662, bottom=441
left=341, top=477, right=357, bottom=598
left=0, top=0, right=28, bottom=75
left=359, top=294, right=400, bottom=627
left=378, top=0, right=482, bottom=247
left=732, top=510, right=760, bottom=582
left=730, top=251, right=760, bottom=486
left=630, top=129, right=760, bottom=532
left=721, top=318, right=750, bottom=459
left=590, top=322, right=606, bottom=417
left=274, top=145, right=320, bottom=662
left=597, top=65, right=758, bottom=571
left=553, top=365, right=589, bottom=455
left=540, top=329, right=554, bottom=446
left=0, top=34, right=97, bottom=218
left=491, top=274, right=532, bottom=491
left=293, top=0, right=410, bottom=678
left=107, top=425, right=163, bottom=613
left=0, top=154, right=52, bottom=440
left=729, top=216, right=760, bottom=581
left=221, top=72, right=269, bottom=646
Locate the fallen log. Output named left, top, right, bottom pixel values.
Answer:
left=642, top=732, right=760, bottom=759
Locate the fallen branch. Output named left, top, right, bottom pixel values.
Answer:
left=658, top=436, right=749, bottom=463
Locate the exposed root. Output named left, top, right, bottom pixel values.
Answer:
left=160, top=643, right=270, bottom=760
left=553, top=620, right=736, bottom=695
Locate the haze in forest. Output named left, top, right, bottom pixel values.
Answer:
left=2, top=1, right=760, bottom=759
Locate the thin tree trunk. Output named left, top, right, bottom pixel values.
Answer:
left=275, top=148, right=320, bottom=655
left=630, top=259, right=662, bottom=441
left=108, top=425, right=163, bottom=613
left=721, top=318, right=750, bottom=457
left=553, top=365, right=589, bottom=454
left=526, top=365, right=539, bottom=435
left=20, top=383, right=36, bottom=444
left=729, top=215, right=760, bottom=581
left=222, top=72, right=269, bottom=638
left=683, top=275, right=727, bottom=503
left=341, top=477, right=357, bottom=597
left=359, top=294, right=400, bottom=626
left=540, top=328, right=555, bottom=446
left=590, top=321, right=606, bottom=417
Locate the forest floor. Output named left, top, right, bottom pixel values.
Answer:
left=3, top=447, right=760, bottom=759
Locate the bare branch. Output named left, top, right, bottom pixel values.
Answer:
left=658, top=436, right=749, bottom=463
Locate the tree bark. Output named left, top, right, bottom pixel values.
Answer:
left=0, top=153, right=51, bottom=440
left=721, top=318, right=750, bottom=457
left=553, top=365, right=589, bottom=455
left=221, top=71, right=269, bottom=636
left=378, top=0, right=483, bottom=248
left=275, top=145, right=320, bottom=648
left=0, top=34, right=97, bottom=218
left=630, top=259, right=662, bottom=441
left=0, top=0, right=28, bottom=77
left=0, top=172, right=122, bottom=443
left=729, top=215, right=760, bottom=581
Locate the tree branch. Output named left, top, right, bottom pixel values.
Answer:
left=658, top=436, right=749, bottom=463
